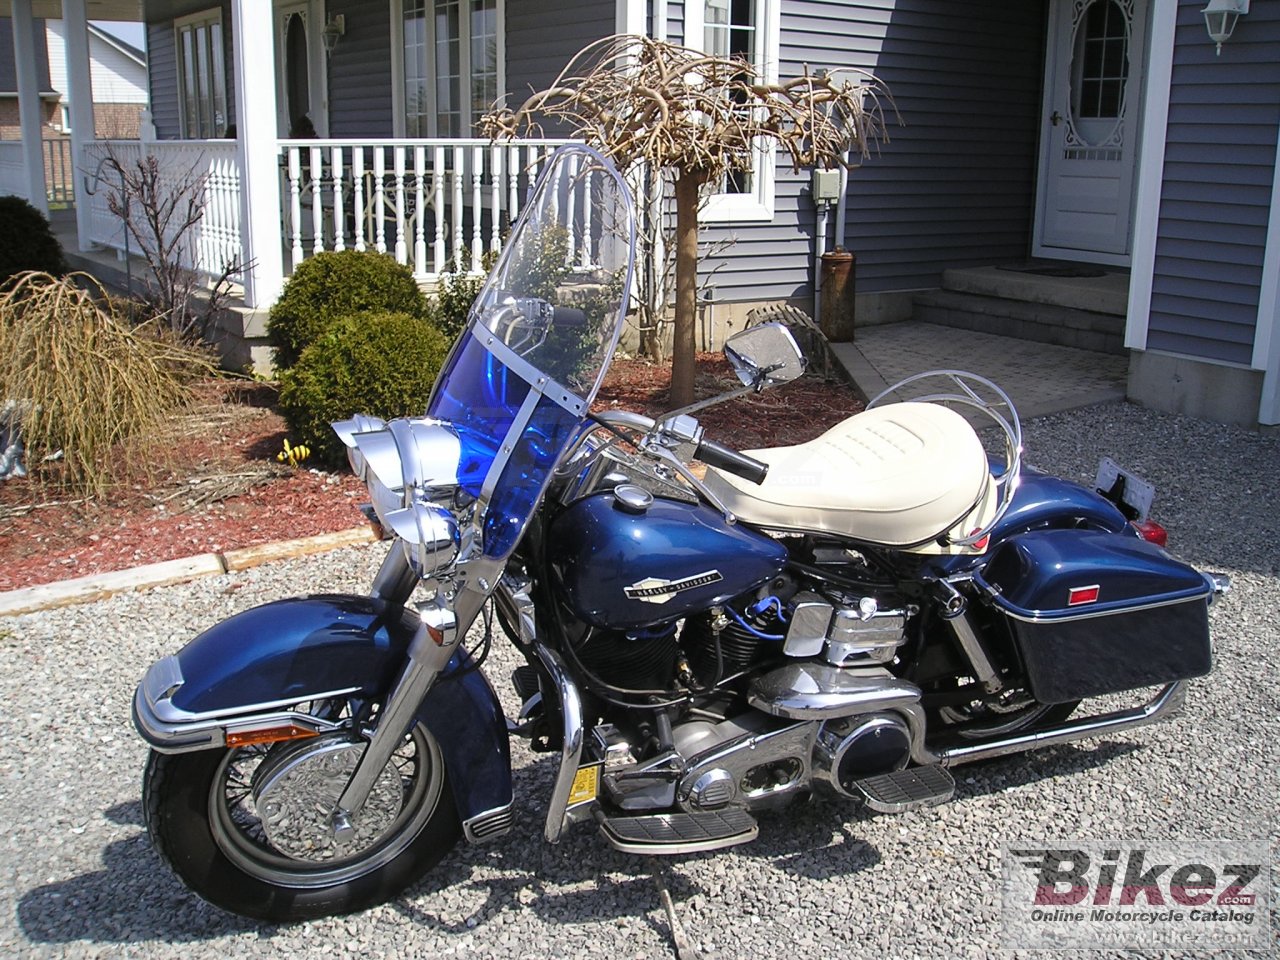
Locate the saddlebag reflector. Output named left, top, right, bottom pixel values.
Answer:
left=975, top=529, right=1213, bottom=704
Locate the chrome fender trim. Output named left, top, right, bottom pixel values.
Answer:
left=463, top=802, right=516, bottom=843
left=132, top=655, right=355, bottom=754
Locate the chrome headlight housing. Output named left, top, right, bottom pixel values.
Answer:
left=385, top=501, right=460, bottom=577
left=331, top=414, right=464, bottom=578
left=331, top=413, right=387, bottom=482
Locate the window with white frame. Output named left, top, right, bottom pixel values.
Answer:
left=401, top=0, right=501, bottom=138
left=175, top=9, right=228, bottom=139
left=685, top=0, right=779, bottom=222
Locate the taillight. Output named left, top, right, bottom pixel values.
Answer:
left=1131, top=519, right=1168, bottom=547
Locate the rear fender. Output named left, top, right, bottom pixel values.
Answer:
left=131, top=594, right=512, bottom=833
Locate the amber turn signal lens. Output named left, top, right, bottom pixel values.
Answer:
left=225, top=724, right=319, bottom=748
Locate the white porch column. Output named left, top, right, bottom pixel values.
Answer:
left=231, top=0, right=284, bottom=308
left=11, top=0, right=48, bottom=215
left=60, top=0, right=96, bottom=251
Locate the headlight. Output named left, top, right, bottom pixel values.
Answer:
left=335, top=416, right=465, bottom=578
left=331, top=414, right=388, bottom=481
left=384, top=501, right=460, bottom=577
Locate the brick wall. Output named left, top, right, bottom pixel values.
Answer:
left=0, top=97, right=57, bottom=139
left=94, top=102, right=142, bottom=139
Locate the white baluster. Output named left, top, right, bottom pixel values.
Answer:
left=451, top=145, right=464, bottom=272
left=352, top=149, right=366, bottom=252
left=288, top=147, right=303, bottom=269
left=489, top=145, right=501, bottom=256
left=432, top=145, right=445, bottom=276
left=471, top=146, right=483, bottom=272
left=393, top=147, right=407, bottom=264
left=373, top=146, right=387, bottom=254
left=580, top=164, right=593, bottom=268
left=310, top=145, right=324, bottom=253
left=413, top=146, right=427, bottom=278
left=331, top=146, right=345, bottom=252
left=564, top=151, right=577, bottom=267
left=507, top=144, right=518, bottom=238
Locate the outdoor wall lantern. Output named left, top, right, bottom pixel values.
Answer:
left=321, top=14, right=345, bottom=55
left=1201, top=0, right=1248, bottom=55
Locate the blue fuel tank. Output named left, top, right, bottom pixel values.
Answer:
left=547, top=490, right=789, bottom=630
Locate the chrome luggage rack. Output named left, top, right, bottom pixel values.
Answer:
left=868, top=370, right=1023, bottom=548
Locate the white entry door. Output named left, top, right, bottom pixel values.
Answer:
left=1034, top=0, right=1148, bottom=264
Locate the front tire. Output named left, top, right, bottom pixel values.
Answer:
left=143, top=720, right=459, bottom=921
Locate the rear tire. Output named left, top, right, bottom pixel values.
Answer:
left=143, top=720, right=459, bottom=922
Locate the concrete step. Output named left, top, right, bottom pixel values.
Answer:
left=913, top=289, right=1126, bottom=355
left=942, top=265, right=1128, bottom=317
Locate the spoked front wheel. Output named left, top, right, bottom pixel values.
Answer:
left=143, top=717, right=459, bottom=921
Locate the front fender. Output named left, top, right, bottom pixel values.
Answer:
left=132, top=594, right=512, bottom=831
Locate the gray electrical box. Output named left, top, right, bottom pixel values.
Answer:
left=811, top=168, right=841, bottom=203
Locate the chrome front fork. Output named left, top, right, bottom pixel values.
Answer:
left=330, top=547, right=485, bottom=842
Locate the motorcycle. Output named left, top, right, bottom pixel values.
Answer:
left=132, top=145, right=1229, bottom=922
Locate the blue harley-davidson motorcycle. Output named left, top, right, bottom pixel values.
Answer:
left=132, top=145, right=1228, bottom=921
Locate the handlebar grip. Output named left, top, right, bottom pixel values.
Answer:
left=552, top=306, right=588, bottom=327
left=697, top=438, right=769, bottom=485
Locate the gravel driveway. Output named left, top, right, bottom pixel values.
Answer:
left=2, top=401, right=1276, bottom=959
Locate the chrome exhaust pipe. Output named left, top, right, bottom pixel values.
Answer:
left=930, top=681, right=1186, bottom=768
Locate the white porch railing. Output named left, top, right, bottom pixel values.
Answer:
left=278, top=138, right=576, bottom=280
left=0, top=142, right=26, bottom=200
left=82, top=139, right=243, bottom=282
left=43, top=138, right=75, bottom=205
left=72, top=137, right=585, bottom=293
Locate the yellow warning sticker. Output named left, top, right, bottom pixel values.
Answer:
left=567, top=763, right=601, bottom=806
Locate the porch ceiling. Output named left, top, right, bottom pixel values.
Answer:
left=0, top=1, right=141, bottom=19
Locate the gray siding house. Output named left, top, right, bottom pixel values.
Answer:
left=4, top=0, right=1278, bottom=427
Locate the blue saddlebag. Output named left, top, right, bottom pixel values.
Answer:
left=974, top=529, right=1213, bottom=704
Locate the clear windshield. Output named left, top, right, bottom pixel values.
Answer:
left=427, top=145, right=636, bottom=559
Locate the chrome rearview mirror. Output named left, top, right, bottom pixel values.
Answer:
left=724, top=322, right=807, bottom=390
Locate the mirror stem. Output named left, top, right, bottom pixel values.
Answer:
left=662, top=382, right=757, bottom=420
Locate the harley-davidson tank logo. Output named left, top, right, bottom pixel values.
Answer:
left=624, top=570, right=724, bottom=604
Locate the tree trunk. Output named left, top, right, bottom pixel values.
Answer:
left=670, top=170, right=701, bottom=409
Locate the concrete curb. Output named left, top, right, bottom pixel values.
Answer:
left=0, top=525, right=382, bottom=618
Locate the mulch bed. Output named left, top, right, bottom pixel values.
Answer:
left=0, top=355, right=861, bottom=593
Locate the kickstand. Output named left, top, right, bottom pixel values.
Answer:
left=652, top=864, right=699, bottom=960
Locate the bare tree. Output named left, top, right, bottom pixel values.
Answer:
left=103, top=149, right=242, bottom=343
left=484, top=34, right=892, bottom=407
left=629, top=163, right=734, bottom=361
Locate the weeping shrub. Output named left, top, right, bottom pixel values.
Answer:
left=0, top=271, right=214, bottom=495
left=267, top=251, right=427, bottom=370
left=278, top=310, right=451, bottom=468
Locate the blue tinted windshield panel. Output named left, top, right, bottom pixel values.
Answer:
left=482, top=396, right=582, bottom=558
left=427, top=333, right=531, bottom=498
